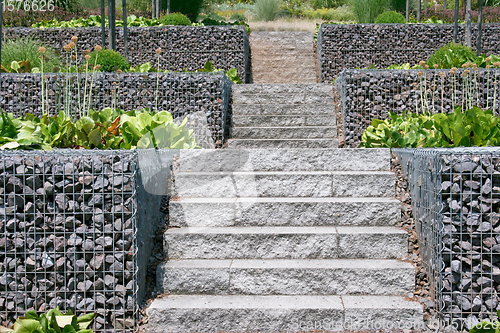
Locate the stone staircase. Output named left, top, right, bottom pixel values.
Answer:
left=228, top=84, right=338, bottom=149
left=250, top=31, right=317, bottom=83
left=147, top=148, right=424, bottom=332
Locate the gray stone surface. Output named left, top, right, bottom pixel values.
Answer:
left=169, top=197, right=401, bottom=227
left=233, top=93, right=334, bottom=105
left=251, top=32, right=317, bottom=84
left=233, top=83, right=332, bottom=95
left=227, top=139, right=339, bottom=148
left=157, top=259, right=414, bottom=295
left=174, top=148, right=392, bottom=172
left=164, top=226, right=407, bottom=259
left=232, top=126, right=337, bottom=139
left=232, top=103, right=334, bottom=116
left=174, top=171, right=395, bottom=198
left=147, top=295, right=423, bottom=332
left=233, top=115, right=336, bottom=127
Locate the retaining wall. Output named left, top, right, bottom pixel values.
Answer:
left=394, top=148, right=500, bottom=330
left=318, top=23, right=500, bottom=82
left=0, top=149, right=173, bottom=332
left=335, top=69, right=500, bottom=147
left=0, top=72, right=232, bottom=147
left=3, top=26, right=251, bottom=83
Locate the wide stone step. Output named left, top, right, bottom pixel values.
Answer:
left=157, top=259, right=415, bottom=295
left=174, top=171, right=395, bottom=198
left=233, top=84, right=331, bottom=95
left=169, top=197, right=400, bottom=227
left=164, top=226, right=407, bottom=259
left=173, top=149, right=391, bottom=172
left=232, top=126, right=337, bottom=140
left=147, top=295, right=424, bottom=332
left=233, top=93, right=334, bottom=105
left=252, top=72, right=318, bottom=84
left=233, top=115, right=336, bottom=127
left=232, top=103, right=334, bottom=116
left=227, top=139, right=339, bottom=149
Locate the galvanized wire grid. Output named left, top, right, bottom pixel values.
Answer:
left=318, top=24, right=500, bottom=82
left=336, top=69, right=500, bottom=147
left=3, top=26, right=250, bottom=83
left=0, top=149, right=139, bottom=333
left=396, top=147, right=500, bottom=331
left=0, top=72, right=232, bottom=148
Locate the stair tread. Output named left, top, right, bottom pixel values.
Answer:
left=161, top=258, right=414, bottom=269
left=172, top=197, right=400, bottom=203
left=176, top=170, right=394, bottom=175
left=165, top=226, right=406, bottom=234
left=149, top=295, right=422, bottom=309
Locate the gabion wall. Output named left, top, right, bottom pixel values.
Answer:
left=0, top=72, right=232, bottom=147
left=318, top=24, right=500, bottom=82
left=0, top=149, right=167, bottom=333
left=3, top=26, right=251, bottom=83
left=394, top=148, right=500, bottom=331
left=335, top=69, right=500, bottom=147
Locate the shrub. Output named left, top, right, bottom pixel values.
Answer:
left=230, top=13, right=248, bottom=21
left=89, top=48, right=130, bottom=72
left=375, top=10, right=406, bottom=23
left=252, top=0, right=283, bottom=21
left=426, top=41, right=477, bottom=69
left=351, top=0, right=390, bottom=23
left=168, top=0, right=204, bottom=21
left=159, top=12, right=192, bottom=25
left=314, top=0, right=347, bottom=8
left=1, top=37, right=61, bottom=71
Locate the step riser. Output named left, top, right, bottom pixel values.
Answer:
left=173, top=149, right=391, bottom=172
left=164, top=232, right=407, bottom=260
left=232, top=127, right=338, bottom=140
left=233, top=94, right=334, bottom=105
left=233, top=115, right=336, bottom=127
left=227, top=139, right=339, bottom=148
left=174, top=173, right=395, bottom=198
left=232, top=104, right=334, bottom=116
left=169, top=200, right=400, bottom=227
left=232, top=84, right=332, bottom=95
left=157, top=265, right=414, bottom=295
left=148, top=295, right=424, bottom=332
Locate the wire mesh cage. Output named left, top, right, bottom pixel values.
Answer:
left=0, top=149, right=148, bottom=332
left=395, top=147, right=500, bottom=331
left=0, top=72, right=232, bottom=148
left=318, top=24, right=500, bottom=82
left=3, top=26, right=251, bottom=83
left=336, top=69, right=500, bottom=147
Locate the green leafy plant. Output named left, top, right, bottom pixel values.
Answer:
left=159, top=12, right=192, bottom=25
left=427, top=42, right=478, bottom=69
left=252, top=0, right=283, bottom=21
left=0, top=108, right=201, bottom=150
left=196, top=61, right=243, bottom=84
left=361, top=106, right=500, bottom=148
left=0, top=307, right=95, bottom=333
left=375, top=10, right=406, bottom=23
left=1, top=37, right=60, bottom=72
left=88, top=48, right=130, bottom=73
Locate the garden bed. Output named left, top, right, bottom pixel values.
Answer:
left=0, top=149, right=173, bottom=332
left=3, top=26, right=251, bottom=83
left=318, top=24, right=500, bottom=82
left=0, top=72, right=232, bottom=148
left=335, top=68, right=500, bottom=148
left=393, top=147, right=500, bottom=331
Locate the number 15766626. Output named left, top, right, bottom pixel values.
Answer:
left=6, top=0, right=55, bottom=11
